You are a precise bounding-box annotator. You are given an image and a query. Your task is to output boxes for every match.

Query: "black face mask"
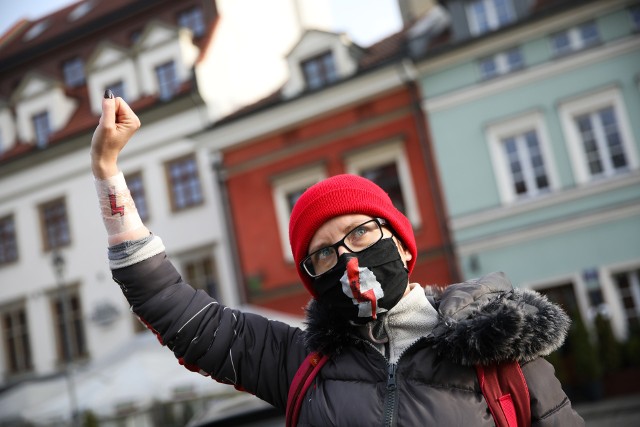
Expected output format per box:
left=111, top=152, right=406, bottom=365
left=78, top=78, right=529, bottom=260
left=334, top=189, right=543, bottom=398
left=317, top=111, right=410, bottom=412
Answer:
left=311, top=238, right=409, bottom=324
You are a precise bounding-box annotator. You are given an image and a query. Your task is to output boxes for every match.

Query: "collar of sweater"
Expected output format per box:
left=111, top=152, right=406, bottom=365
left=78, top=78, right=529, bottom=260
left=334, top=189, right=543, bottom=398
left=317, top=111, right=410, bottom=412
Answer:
left=357, top=283, right=439, bottom=364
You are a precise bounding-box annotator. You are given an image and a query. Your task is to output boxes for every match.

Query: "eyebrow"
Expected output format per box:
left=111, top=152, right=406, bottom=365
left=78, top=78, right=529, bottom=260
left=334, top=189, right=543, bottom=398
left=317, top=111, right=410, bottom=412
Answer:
left=308, top=219, right=371, bottom=254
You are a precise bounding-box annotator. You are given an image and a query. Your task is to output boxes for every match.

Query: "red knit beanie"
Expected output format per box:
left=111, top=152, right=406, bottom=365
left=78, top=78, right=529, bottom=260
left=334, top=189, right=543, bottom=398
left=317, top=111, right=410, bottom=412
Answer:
left=289, top=174, right=417, bottom=297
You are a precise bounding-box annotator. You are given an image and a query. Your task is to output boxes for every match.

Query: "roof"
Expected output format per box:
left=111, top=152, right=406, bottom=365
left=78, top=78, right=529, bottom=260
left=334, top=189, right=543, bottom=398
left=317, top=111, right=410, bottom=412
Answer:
left=0, top=0, right=217, bottom=167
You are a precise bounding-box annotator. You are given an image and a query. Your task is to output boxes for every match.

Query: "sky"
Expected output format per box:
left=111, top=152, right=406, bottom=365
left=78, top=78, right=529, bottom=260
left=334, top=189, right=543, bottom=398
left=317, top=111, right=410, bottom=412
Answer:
left=0, top=0, right=403, bottom=47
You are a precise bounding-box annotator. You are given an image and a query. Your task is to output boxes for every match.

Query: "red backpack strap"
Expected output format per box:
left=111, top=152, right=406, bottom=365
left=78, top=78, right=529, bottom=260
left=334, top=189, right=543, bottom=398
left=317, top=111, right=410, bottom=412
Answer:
left=476, top=361, right=531, bottom=427
left=286, top=352, right=329, bottom=427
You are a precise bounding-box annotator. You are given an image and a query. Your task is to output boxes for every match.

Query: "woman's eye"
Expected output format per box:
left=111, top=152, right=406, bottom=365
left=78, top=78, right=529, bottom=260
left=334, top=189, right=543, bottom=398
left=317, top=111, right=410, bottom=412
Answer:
left=351, top=226, right=368, bottom=239
left=315, top=247, right=333, bottom=261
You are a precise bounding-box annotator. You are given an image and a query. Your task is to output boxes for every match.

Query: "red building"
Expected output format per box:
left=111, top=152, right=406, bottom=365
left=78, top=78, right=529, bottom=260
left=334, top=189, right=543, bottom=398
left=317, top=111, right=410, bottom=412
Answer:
left=211, top=29, right=459, bottom=315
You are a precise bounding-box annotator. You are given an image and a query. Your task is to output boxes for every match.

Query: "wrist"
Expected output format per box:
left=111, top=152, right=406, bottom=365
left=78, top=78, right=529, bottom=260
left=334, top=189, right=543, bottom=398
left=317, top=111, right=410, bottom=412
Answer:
left=91, top=157, right=119, bottom=179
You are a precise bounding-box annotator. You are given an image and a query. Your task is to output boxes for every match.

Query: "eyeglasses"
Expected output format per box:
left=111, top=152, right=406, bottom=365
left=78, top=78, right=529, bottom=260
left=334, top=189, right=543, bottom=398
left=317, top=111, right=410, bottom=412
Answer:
left=301, top=218, right=387, bottom=278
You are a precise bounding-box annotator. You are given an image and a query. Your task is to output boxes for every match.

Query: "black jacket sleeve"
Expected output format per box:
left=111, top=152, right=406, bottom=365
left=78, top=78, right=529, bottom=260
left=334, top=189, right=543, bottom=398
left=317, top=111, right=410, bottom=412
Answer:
left=112, top=252, right=309, bottom=409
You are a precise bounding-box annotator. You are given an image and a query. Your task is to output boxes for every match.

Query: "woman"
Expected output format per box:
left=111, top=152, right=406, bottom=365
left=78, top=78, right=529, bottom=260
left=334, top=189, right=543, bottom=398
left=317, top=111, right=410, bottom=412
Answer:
left=91, top=91, right=584, bottom=426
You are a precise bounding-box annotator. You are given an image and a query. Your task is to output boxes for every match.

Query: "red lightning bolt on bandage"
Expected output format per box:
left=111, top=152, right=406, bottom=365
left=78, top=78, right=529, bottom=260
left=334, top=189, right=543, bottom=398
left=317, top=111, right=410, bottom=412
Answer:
left=346, top=257, right=378, bottom=319
left=109, top=193, right=125, bottom=216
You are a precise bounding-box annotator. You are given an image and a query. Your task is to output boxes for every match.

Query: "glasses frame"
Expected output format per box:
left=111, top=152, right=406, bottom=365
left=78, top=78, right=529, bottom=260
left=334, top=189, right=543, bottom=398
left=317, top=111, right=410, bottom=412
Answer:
left=300, top=218, right=387, bottom=278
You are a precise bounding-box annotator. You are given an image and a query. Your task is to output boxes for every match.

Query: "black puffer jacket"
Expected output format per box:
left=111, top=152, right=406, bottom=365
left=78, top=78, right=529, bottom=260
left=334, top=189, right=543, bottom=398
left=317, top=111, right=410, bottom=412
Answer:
left=113, top=252, right=584, bottom=426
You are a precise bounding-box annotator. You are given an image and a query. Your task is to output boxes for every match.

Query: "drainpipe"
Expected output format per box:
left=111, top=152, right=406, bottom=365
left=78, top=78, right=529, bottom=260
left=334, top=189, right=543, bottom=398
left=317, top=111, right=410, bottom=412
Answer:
left=398, top=58, right=461, bottom=283
left=210, top=152, right=247, bottom=305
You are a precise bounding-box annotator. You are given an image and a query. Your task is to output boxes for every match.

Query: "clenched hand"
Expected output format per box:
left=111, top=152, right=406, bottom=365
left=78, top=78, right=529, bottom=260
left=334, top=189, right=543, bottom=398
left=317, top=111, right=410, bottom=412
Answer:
left=90, top=90, right=141, bottom=179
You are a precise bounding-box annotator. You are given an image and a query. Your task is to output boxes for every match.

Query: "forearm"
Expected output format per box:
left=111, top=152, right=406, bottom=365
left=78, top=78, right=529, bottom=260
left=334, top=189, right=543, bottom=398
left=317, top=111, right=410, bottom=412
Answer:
left=94, top=170, right=150, bottom=246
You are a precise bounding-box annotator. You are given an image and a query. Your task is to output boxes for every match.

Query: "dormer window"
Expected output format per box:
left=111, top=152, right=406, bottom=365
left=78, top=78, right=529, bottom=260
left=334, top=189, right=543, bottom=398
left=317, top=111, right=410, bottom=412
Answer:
left=551, top=22, right=600, bottom=56
left=23, top=20, right=49, bottom=41
left=105, top=81, right=126, bottom=100
left=466, top=0, right=515, bottom=36
left=301, top=51, right=338, bottom=90
left=155, top=61, right=178, bottom=101
left=478, top=47, right=523, bottom=79
left=62, top=57, right=85, bottom=87
left=32, top=111, right=51, bottom=148
left=178, top=7, right=205, bottom=38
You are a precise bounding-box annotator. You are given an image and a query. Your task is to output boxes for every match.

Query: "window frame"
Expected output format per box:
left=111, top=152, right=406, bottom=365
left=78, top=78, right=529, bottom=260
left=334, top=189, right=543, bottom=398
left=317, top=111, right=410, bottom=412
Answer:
left=559, top=87, right=638, bottom=185
left=164, top=153, right=204, bottom=212
left=62, top=56, right=85, bottom=87
left=155, top=61, right=179, bottom=101
left=466, top=0, right=516, bottom=36
left=49, top=284, right=88, bottom=364
left=0, top=214, right=18, bottom=266
left=124, top=171, right=149, bottom=222
left=0, top=300, right=33, bottom=376
left=344, top=141, right=422, bottom=228
left=612, top=268, right=640, bottom=331
left=104, top=80, right=126, bottom=100
left=32, top=110, right=51, bottom=148
left=38, top=197, right=71, bottom=252
left=478, top=47, right=523, bottom=80
left=486, top=111, right=559, bottom=204
left=301, top=50, right=338, bottom=90
left=178, top=6, right=206, bottom=38
left=178, top=246, right=219, bottom=298
left=550, top=21, right=600, bottom=56
left=272, top=166, right=326, bottom=262
left=631, top=6, right=640, bottom=30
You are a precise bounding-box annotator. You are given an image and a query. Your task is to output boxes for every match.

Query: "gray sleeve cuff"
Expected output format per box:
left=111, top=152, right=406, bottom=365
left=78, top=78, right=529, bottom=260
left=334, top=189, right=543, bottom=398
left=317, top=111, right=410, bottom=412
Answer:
left=108, top=234, right=166, bottom=270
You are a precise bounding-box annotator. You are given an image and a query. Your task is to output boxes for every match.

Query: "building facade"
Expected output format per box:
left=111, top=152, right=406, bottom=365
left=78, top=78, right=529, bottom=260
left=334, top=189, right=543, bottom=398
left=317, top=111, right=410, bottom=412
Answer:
left=414, top=0, right=640, bottom=342
left=0, top=0, right=332, bottom=423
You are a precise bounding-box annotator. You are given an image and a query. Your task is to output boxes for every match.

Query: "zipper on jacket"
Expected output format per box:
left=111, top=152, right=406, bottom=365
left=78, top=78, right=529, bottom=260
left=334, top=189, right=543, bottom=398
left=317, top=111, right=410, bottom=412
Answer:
left=383, top=363, right=398, bottom=427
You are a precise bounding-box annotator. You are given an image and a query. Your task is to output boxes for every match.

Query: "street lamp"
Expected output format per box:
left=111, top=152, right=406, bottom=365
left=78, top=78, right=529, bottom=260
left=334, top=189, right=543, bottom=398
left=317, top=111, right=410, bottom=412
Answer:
left=51, top=249, right=80, bottom=427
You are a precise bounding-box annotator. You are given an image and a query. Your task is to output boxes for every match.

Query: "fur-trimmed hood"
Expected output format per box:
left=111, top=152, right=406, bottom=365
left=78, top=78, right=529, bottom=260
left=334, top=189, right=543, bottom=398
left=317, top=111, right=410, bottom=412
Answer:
left=304, top=272, right=570, bottom=366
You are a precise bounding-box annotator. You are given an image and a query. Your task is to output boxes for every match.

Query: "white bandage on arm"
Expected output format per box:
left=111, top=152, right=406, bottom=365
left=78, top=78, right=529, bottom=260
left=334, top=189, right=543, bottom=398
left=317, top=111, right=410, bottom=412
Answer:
left=95, top=172, right=146, bottom=244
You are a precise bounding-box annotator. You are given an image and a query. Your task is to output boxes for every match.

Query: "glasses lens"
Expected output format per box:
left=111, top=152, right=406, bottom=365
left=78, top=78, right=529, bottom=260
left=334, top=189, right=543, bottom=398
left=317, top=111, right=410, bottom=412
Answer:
left=344, top=220, right=383, bottom=252
left=304, top=247, right=338, bottom=277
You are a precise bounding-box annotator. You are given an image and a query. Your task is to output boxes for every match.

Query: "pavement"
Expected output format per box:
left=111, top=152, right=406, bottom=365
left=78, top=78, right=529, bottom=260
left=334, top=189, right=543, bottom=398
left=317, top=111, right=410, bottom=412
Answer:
left=574, top=394, right=640, bottom=426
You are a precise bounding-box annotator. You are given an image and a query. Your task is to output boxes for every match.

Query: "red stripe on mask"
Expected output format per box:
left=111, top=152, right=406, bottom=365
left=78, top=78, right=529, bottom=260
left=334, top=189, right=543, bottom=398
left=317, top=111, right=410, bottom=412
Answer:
left=346, top=257, right=378, bottom=319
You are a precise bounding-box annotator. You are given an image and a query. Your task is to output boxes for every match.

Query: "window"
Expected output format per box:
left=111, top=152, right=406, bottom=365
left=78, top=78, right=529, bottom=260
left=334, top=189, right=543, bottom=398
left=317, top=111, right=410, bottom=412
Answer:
left=105, top=81, right=126, bottom=100
left=613, top=269, right=640, bottom=330
left=631, top=6, right=640, bottom=30
left=68, top=1, right=93, bottom=21
left=575, top=107, right=628, bottom=178
left=1, top=303, right=33, bottom=375
left=165, top=154, right=203, bottom=211
left=559, top=88, right=637, bottom=184
left=478, top=48, right=523, bottom=79
left=62, top=57, right=85, bottom=87
left=301, top=51, right=338, bottom=90
left=32, top=111, right=51, bottom=148
left=466, top=0, right=515, bottom=36
left=345, top=141, right=421, bottom=227
left=155, top=61, right=178, bottom=101
left=487, top=112, right=558, bottom=204
left=272, top=166, right=326, bottom=261
left=51, top=288, right=87, bottom=362
left=130, top=29, right=142, bottom=44
left=23, top=20, right=49, bottom=41
left=178, top=7, right=206, bottom=37
left=125, top=172, right=149, bottom=221
left=183, top=252, right=218, bottom=299
left=501, top=131, right=550, bottom=198
left=0, top=215, right=18, bottom=265
left=39, top=198, right=71, bottom=251
left=362, top=163, right=408, bottom=214
left=551, top=22, right=599, bottom=55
